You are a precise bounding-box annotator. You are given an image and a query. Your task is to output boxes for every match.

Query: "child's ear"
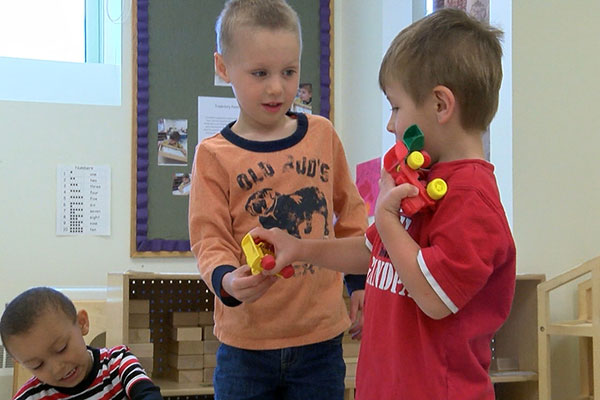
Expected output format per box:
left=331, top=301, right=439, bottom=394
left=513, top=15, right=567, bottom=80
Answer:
left=432, top=85, right=455, bottom=124
left=214, top=52, right=230, bottom=83
left=76, top=309, right=90, bottom=336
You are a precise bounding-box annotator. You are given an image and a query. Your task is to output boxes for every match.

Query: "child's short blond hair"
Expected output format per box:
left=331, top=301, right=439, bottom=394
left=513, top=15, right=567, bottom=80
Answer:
left=379, top=8, right=503, bottom=131
left=216, top=0, right=302, bottom=58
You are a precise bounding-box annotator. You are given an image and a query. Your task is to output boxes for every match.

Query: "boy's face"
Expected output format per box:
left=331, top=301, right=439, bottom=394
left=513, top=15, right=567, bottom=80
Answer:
left=215, top=27, right=300, bottom=135
left=384, top=79, right=440, bottom=161
left=6, top=308, right=92, bottom=388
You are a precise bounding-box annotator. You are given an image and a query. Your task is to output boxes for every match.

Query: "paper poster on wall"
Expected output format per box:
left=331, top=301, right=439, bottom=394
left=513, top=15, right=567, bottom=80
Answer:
left=56, top=165, right=111, bottom=236
left=356, top=157, right=381, bottom=217
left=198, top=96, right=239, bottom=143
left=214, top=72, right=231, bottom=87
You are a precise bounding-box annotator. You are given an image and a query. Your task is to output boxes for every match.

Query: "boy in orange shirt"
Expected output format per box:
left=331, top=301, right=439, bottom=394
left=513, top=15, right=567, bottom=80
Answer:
left=188, top=1, right=368, bottom=399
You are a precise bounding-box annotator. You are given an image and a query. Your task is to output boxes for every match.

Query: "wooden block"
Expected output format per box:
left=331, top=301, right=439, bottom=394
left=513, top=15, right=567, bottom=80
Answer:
left=129, top=313, right=150, bottom=328
left=167, top=353, right=204, bottom=370
left=171, top=312, right=199, bottom=327
left=171, top=326, right=203, bottom=341
left=198, top=311, right=214, bottom=326
left=129, top=328, right=151, bottom=344
left=203, top=367, right=215, bottom=383
left=203, top=340, right=220, bottom=354
left=138, top=357, right=154, bottom=374
left=128, top=343, right=154, bottom=358
left=129, top=299, right=150, bottom=314
left=204, top=354, right=217, bottom=368
left=343, top=342, right=361, bottom=357
left=490, top=357, right=519, bottom=372
left=203, top=326, right=217, bottom=341
left=165, top=368, right=204, bottom=383
left=167, top=339, right=204, bottom=355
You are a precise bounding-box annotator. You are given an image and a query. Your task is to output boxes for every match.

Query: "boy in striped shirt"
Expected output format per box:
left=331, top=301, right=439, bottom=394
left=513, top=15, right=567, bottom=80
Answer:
left=1, top=287, right=163, bottom=399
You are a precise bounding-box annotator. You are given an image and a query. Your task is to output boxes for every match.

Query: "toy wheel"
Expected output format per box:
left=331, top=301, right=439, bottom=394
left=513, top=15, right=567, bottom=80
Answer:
left=280, top=265, right=295, bottom=279
left=427, top=178, right=448, bottom=200
left=407, top=151, right=424, bottom=170
left=261, top=255, right=276, bottom=270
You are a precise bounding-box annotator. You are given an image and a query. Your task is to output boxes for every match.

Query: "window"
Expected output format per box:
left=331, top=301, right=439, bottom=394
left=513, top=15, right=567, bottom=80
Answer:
left=0, top=0, right=124, bottom=105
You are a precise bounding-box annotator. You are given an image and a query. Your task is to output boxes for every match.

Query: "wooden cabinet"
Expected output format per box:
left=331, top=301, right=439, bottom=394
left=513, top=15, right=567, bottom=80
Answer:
left=107, top=271, right=356, bottom=399
left=537, top=256, right=600, bottom=400
left=492, top=274, right=545, bottom=400
left=106, top=272, right=543, bottom=399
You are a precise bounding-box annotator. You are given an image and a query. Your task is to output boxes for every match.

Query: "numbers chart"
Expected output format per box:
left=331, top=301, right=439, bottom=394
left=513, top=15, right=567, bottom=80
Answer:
left=56, top=165, right=111, bottom=236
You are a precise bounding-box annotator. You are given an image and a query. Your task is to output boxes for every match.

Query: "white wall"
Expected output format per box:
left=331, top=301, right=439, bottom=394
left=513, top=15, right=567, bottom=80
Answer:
left=0, top=11, right=199, bottom=398
left=0, top=11, right=199, bottom=312
left=512, top=1, right=600, bottom=397
left=332, top=0, right=383, bottom=172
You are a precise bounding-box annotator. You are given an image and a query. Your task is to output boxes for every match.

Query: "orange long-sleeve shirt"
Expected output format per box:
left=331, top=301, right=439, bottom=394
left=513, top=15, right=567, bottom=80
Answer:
left=189, top=113, right=367, bottom=349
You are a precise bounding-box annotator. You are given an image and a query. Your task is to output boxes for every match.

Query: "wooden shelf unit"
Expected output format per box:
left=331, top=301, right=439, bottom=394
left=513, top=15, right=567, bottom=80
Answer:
left=106, top=272, right=543, bottom=399
left=107, top=271, right=357, bottom=399
left=107, top=272, right=215, bottom=398
left=538, top=256, right=600, bottom=400
left=492, top=274, right=545, bottom=400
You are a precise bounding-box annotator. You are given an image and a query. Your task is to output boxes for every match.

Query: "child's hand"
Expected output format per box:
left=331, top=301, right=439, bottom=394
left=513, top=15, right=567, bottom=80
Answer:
left=375, top=169, right=419, bottom=218
left=249, top=227, right=300, bottom=276
left=221, top=265, right=278, bottom=303
left=348, top=289, right=364, bottom=340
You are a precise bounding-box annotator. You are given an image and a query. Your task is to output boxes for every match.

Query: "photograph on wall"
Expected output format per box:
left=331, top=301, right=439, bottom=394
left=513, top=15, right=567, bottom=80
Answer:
left=433, top=0, right=489, bottom=21
left=433, top=0, right=489, bottom=20
left=214, top=70, right=231, bottom=87
left=171, top=172, right=191, bottom=196
left=157, top=118, right=188, bottom=166
left=291, top=82, right=312, bottom=114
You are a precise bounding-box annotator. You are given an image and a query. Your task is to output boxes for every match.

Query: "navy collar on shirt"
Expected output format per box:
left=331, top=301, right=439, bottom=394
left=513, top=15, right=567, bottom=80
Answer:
left=220, top=111, right=308, bottom=152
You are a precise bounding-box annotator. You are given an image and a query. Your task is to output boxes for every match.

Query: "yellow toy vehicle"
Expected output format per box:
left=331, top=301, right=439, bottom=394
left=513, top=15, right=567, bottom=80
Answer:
left=241, top=233, right=294, bottom=279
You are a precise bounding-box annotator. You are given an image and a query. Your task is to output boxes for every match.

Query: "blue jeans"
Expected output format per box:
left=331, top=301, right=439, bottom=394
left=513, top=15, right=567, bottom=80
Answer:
left=214, top=333, right=346, bottom=400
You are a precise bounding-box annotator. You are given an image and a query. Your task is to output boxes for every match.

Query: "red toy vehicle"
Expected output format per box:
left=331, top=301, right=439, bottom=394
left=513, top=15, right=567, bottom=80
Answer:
left=241, top=233, right=295, bottom=279
left=383, top=124, right=448, bottom=217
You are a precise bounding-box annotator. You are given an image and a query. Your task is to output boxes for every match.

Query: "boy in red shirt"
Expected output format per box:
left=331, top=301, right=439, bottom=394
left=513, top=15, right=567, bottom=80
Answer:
left=253, top=8, right=516, bottom=400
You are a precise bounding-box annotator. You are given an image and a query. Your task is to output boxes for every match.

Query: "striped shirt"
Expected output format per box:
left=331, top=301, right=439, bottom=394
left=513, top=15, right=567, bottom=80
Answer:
left=13, top=346, right=162, bottom=399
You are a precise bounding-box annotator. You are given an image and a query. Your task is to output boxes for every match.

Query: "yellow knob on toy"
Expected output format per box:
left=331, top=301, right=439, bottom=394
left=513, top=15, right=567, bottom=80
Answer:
left=427, top=178, right=448, bottom=200
left=406, top=151, right=425, bottom=170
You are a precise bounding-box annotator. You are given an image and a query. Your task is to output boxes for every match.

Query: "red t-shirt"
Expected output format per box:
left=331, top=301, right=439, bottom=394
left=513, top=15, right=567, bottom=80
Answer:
left=356, top=159, right=516, bottom=400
